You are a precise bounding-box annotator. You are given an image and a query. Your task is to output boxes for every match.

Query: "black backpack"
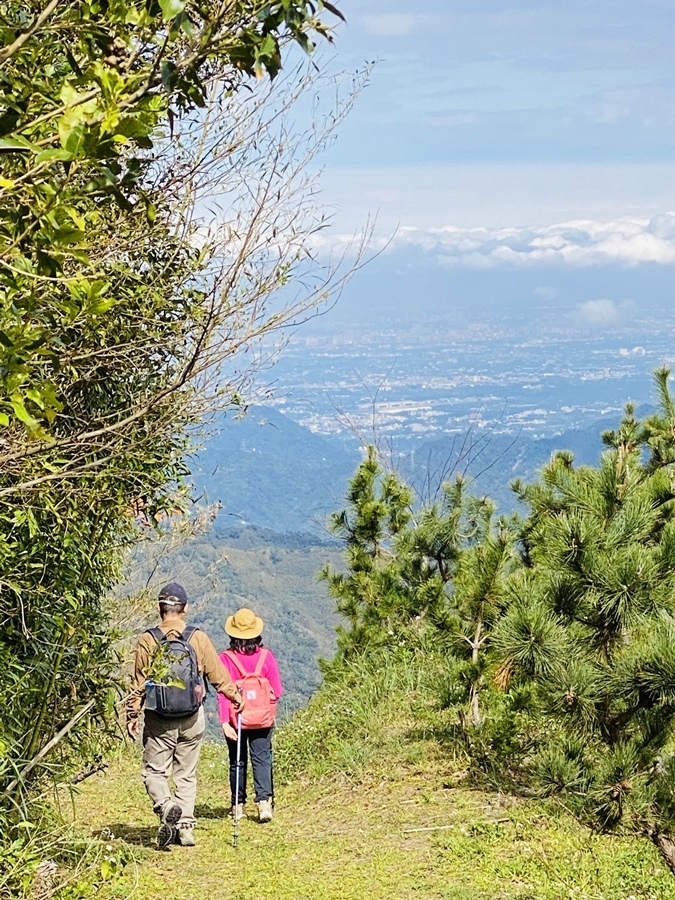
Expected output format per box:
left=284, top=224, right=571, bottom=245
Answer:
left=144, top=625, right=205, bottom=718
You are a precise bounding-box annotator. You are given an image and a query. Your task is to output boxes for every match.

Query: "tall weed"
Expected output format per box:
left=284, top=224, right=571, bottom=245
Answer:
left=274, top=646, right=431, bottom=784
left=0, top=802, right=131, bottom=899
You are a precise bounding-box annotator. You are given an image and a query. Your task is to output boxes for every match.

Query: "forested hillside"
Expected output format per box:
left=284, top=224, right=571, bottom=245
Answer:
left=191, top=408, right=360, bottom=534
left=185, top=405, right=654, bottom=535
left=403, top=408, right=652, bottom=511
left=123, top=526, right=341, bottom=725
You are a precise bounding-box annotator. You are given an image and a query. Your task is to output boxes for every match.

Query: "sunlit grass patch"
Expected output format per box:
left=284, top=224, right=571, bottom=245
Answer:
left=63, top=741, right=675, bottom=900
left=60, top=650, right=675, bottom=899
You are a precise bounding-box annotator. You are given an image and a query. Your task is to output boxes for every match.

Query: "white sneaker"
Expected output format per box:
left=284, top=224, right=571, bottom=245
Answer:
left=258, top=799, right=273, bottom=823
left=177, top=824, right=196, bottom=846
left=230, top=803, right=246, bottom=822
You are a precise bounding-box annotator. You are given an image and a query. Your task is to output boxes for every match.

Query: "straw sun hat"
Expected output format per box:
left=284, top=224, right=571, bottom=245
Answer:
left=225, top=607, right=264, bottom=639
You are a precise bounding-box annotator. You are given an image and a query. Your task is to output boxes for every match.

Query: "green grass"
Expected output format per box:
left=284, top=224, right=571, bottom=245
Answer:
left=48, top=650, right=675, bottom=899
left=62, top=742, right=675, bottom=900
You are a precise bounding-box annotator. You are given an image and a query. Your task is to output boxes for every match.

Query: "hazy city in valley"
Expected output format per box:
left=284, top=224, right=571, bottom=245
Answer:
left=270, top=315, right=674, bottom=447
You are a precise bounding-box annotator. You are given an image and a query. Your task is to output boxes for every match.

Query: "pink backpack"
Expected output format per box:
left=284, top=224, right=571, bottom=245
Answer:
left=226, top=649, right=276, bottom=729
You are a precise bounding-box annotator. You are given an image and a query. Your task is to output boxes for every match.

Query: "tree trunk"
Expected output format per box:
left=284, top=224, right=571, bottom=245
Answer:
left=468, top=618, right=483, bottom=728
left=650, top=830, right=675, bottom=875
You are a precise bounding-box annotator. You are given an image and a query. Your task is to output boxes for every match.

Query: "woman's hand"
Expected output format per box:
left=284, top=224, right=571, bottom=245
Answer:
left=222, top=722, right=237, bottom=741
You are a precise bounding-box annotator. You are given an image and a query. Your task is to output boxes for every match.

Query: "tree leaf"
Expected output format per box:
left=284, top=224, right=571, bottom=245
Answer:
left=10, top=394, right=41, bottom=430
left=63, top=123, right=86, bottom=156
left=159, top=0, right=186, bottom=22
left=322, top=1, right=346, bottom=23
left=0, top=136, right=33, bottom=152
left=35, top=148, right=74, bottom=165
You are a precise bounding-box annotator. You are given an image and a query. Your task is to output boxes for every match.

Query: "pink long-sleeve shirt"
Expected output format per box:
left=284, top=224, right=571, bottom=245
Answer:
left=218, top=647, right=283, bottom=726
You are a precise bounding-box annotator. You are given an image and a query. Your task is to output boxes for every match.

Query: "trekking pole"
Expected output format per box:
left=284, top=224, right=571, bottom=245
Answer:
left=233, top=712, right=243, bottom=849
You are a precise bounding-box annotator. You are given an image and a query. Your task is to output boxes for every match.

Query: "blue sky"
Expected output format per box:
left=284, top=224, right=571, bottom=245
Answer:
left=334, top=1, right=675, bottom=166
left=316, top=0, right=675, bottom=254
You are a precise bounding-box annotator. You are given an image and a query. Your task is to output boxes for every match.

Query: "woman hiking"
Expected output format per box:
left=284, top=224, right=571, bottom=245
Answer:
left=218, top=607, right=283, bottom=823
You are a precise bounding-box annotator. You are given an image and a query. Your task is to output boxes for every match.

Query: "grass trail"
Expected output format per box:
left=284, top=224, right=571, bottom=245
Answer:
left=69, top=741, right=675, bottom=900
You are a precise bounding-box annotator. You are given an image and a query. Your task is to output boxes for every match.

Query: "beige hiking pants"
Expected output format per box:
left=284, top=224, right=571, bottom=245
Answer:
left=142, top=706, right=205, bottom=826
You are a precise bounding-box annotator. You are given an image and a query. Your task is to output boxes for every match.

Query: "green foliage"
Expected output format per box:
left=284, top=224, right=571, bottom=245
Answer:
left=0, top=0, right=342, bottom=434
left=0, top=798, right=133, bottom=899
left=0, top=1, right=346, bottom=893
left=490, top=371, right=675, bottom=846
left=325, top=448, right=516, bottom=729
left=322, top=373, right=675, bottom=865
left=320, top=447, right=415, bottom=655
left=492, top=588, right=566, bottom=680
left=276, top=645, right=430, bottom=784
left=532, top=737, right=591, bottom=799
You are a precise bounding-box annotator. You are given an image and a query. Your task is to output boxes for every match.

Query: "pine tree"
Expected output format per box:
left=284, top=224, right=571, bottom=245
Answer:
left=323, top=451, right=515, bottom=732
left=320, top=447, right=413, bottom=656
left=399, top=478, right=514, bottom=727
left=494, top=370, right=675, bottom=865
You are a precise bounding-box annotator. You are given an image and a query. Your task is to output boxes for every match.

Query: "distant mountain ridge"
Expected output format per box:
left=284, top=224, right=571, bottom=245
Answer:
left=189, top=407, right=360, bottom=535
left=405, top=409, right=651, bottom=513
left=189, top=404, right=652, bottom=533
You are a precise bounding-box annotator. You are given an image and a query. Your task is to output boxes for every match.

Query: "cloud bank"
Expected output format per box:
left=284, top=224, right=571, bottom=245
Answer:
left=320, top=213, right=675, bottom=269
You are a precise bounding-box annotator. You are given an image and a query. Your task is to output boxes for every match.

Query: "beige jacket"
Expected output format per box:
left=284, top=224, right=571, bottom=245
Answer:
left=127, top=616, right=239, bottom=720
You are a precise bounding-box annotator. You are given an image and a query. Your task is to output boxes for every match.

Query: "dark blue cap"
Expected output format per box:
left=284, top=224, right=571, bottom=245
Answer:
left=158, top=582, right=188, bottom=605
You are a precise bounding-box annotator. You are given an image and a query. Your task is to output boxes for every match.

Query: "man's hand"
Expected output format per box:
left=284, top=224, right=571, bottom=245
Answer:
left=221, top=722, right=237, bottom=741
left=231, top=688, right=245, bottom=712
left=127, top=718, right=139, bottom=741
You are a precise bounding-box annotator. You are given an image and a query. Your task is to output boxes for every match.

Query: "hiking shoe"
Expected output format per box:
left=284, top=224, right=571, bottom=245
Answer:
left=177, top=825, right=196, bottom=847
left=160, top=800, right=182, bottom=826
left=258, top=799, right=273, bottom=823
left=157, top=823, right=176, bottom=850
left=229, top=803, right=246, bottom=822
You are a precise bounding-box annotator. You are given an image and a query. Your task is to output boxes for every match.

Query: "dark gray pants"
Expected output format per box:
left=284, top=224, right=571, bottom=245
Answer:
left=227, top=727, right=273, bottom=804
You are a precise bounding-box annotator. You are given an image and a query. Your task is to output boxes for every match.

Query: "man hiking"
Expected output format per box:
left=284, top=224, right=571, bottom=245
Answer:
left=126, top=582, right=243, bottom=849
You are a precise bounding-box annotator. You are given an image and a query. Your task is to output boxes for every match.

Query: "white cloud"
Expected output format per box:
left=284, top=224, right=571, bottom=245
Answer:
left=384, top=214, right=675, bottom=268
left=648, top=212, right=675, bottom=239
left=361, top=13, right=421, bottom=36
left=313, top=212, right=675, bottom=269
left=576, top=299, right=622, bottom=326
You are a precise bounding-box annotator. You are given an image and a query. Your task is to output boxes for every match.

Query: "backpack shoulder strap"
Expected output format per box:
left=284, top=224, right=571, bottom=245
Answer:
left=182, top=625, right=198, bottom=644
left=253, top=648, right=269, bottom=677
left=146, top=626, right=166, bottom=645
left=225, top=650, right=248, bottom=678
